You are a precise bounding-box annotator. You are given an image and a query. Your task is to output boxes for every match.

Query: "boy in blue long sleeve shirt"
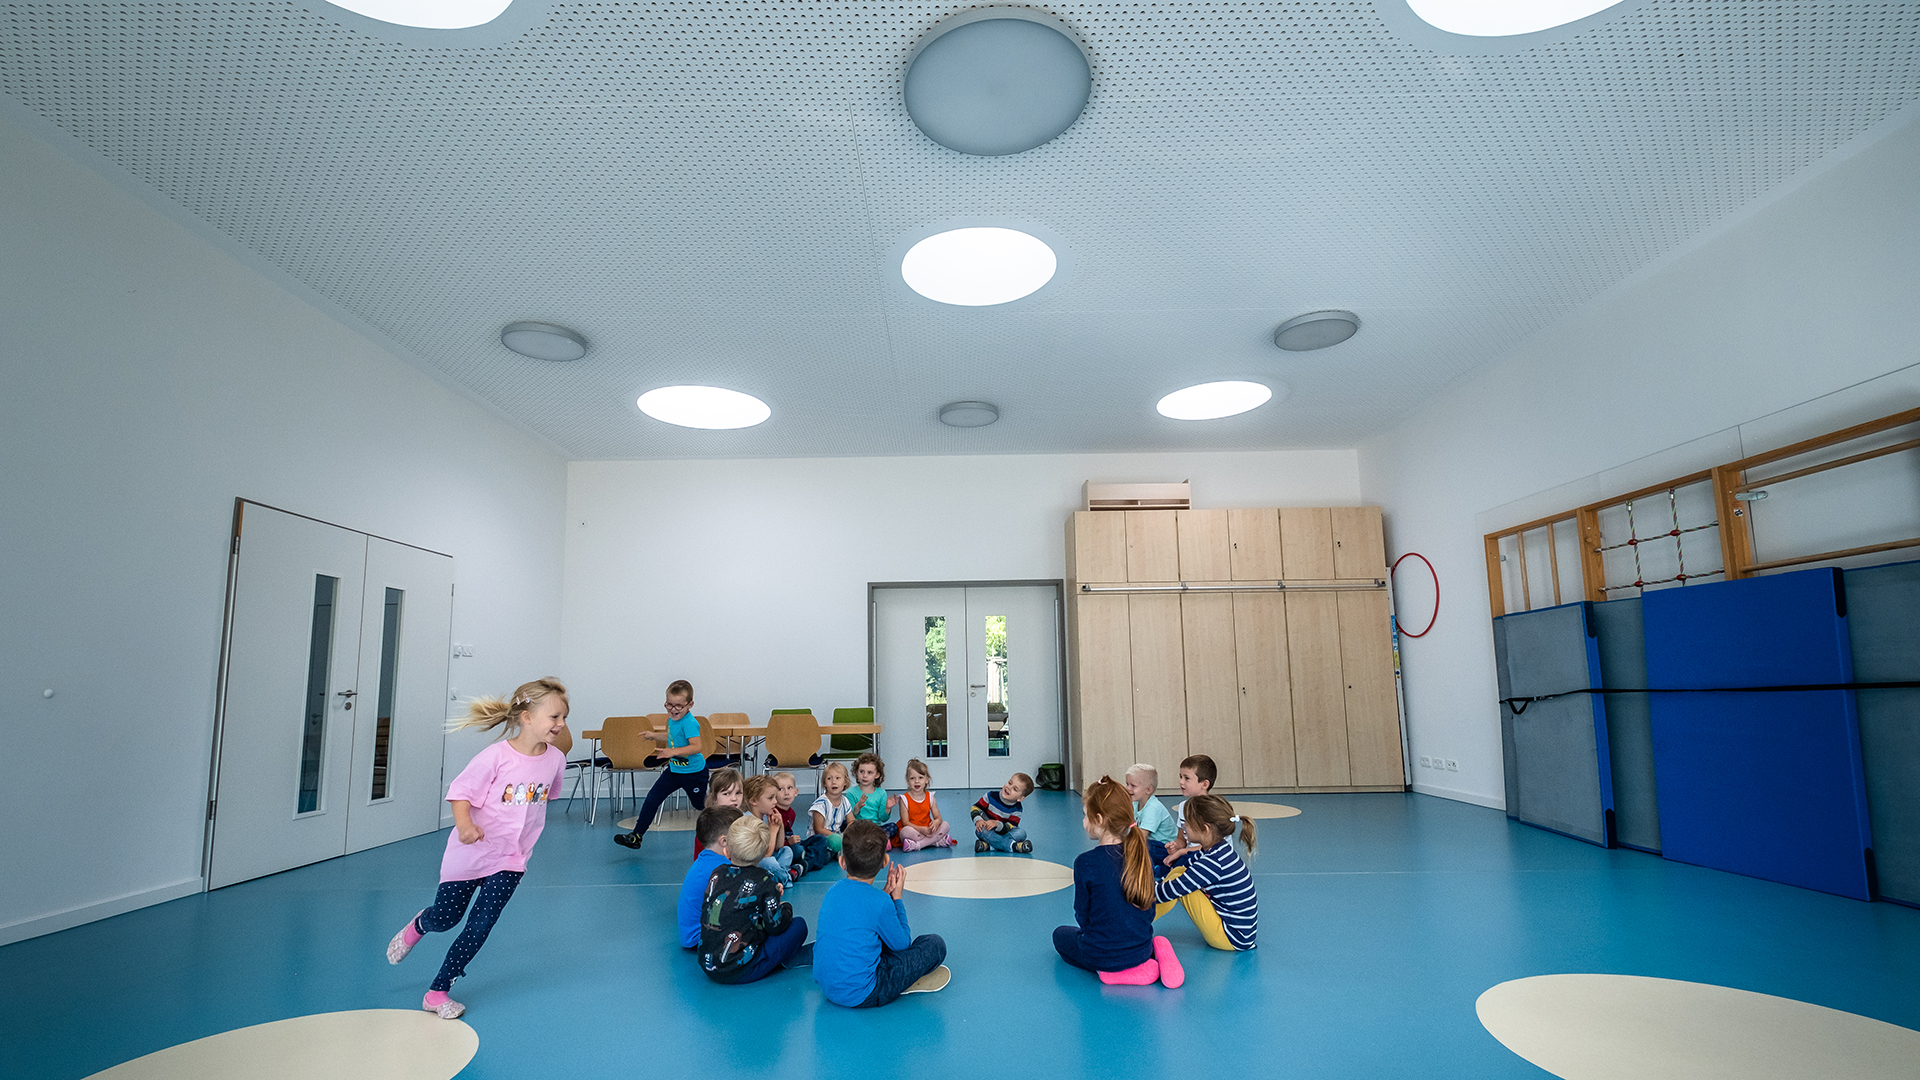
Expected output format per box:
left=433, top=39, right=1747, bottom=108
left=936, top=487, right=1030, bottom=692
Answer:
left=677, top=807, right=744, bottom=948
left=814, top=821, right=947, bottom=1007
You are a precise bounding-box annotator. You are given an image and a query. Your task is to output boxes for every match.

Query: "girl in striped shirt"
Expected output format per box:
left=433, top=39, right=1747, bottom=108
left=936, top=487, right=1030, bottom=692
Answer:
left=1153, top=794, right=1258, bottom=951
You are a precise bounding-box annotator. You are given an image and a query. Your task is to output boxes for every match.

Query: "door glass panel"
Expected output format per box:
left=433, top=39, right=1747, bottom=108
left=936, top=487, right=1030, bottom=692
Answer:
left=924, top=616, right=948, bottom=758
left=370, top=587, right=403, bottom=801
left=297, top=575, right=338, bottom=814
left=986, top=615, right=1009, bottom=757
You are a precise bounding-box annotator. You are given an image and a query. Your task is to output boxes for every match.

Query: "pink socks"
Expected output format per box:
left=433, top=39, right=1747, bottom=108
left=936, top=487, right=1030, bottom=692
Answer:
left=422, top=990, right=464, bottom=1019
left=386, top=911, right=425, bottom=965
left=1098, top=938, right=1184, bottom=987
left=1153, top=936, right=1185, bottom=988
left=1099, top=958, right=1160, bottom=985
left=403, top=919, right=423, bottom=948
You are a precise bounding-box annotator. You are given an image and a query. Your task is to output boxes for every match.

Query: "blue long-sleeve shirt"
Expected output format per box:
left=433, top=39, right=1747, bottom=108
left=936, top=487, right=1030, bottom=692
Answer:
left=814, top=878, right=912, bottom=1006
left=676, top=849, right=728, bottom=948
left=1071, top=843, right=1154, bottom=970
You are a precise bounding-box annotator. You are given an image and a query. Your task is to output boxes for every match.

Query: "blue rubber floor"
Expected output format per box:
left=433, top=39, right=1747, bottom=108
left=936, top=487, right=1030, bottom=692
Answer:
left=5, top=791, right=1919, bottom=1080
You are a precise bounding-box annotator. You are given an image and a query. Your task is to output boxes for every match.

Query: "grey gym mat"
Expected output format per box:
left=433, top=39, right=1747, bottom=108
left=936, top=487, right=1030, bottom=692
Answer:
left=1494, top=602, right=1612, bottom=846
left=1591, top=597, right=1660, bottom=853
left=1843, top=560, right=1920, bottom=905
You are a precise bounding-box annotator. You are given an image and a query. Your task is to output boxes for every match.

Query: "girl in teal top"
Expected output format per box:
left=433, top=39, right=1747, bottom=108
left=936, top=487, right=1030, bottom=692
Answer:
left=849, top=752, right=898, bottom=844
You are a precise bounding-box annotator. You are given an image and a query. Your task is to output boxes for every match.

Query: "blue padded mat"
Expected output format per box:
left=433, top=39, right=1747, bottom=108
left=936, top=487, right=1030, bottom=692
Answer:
left=1843, top=559, right=1920, bottom=905
left=1642, top=568, right=1873, bottom=900
left=1493, top=602, right=1613, bottom=846
left=1591, top=597, right=1660, bottom=853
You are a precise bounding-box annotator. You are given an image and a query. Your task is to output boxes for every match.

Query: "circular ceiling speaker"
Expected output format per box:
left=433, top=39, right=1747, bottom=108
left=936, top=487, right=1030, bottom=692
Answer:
left=938, top=401, right=1001, bottom=428
left=500, top=321, right=588, bottom=361
left=1272, top=310, right=1361, bottom=352
left=905, top=9, right=1092, bottom=156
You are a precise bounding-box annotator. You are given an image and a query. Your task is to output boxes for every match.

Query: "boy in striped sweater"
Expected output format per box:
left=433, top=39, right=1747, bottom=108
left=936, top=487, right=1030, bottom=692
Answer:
left=1154, top=794, right=1258, bottom=951
left=972, top=773, right=1035, bottom=853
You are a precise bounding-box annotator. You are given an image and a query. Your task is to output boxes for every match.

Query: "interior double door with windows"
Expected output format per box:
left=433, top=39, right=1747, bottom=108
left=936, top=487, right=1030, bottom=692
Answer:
left=208, top=501, right=455, bottom=889
left=875, top=585, right=1063, bottom=792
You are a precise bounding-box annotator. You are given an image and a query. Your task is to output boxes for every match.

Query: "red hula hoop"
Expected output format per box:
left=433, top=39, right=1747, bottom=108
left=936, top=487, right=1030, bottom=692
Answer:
left=1390, top=552, right=1438, bottom=638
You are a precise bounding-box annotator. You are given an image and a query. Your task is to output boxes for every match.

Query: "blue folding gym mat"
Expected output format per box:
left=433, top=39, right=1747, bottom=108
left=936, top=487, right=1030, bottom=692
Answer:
left=1843, top=560, right=1920, bottom=906
left=1642, top=568, right=1874, bottom=900
left=1493, top=602, right=1614, bottom=847
left=1591, top=597, right=1661, bottom=853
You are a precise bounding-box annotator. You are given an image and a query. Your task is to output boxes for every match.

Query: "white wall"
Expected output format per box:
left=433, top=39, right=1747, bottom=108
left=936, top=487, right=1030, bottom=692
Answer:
left=562, top=450, right=1360, bottom=733
left=1358, top=111, right=1920, bottom=809
left=0, top=111, right=568, bottom=942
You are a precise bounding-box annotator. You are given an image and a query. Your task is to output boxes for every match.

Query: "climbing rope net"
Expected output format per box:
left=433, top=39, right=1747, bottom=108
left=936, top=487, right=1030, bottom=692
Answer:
left=1594, top=478, right=1724, bottom=596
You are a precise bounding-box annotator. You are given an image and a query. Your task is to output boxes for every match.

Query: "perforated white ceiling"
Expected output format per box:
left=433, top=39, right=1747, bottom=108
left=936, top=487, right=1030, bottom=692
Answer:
left=3, top=0, right=1916, bottom=458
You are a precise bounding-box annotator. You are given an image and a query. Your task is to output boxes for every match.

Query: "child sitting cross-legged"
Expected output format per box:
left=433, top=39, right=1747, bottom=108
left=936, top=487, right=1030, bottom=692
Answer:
left=696, top=815, right=809, bottom=984
left=744, top=775, right=801, bottom=884
left=678, top=806, right=745, bottom=949
left=1052, top=775, right=1184, bottom=988
left=810, top=761, right=856, bottom=855
left=1155, top=794, right=1258, bottom=952
left=848, top=752, right=897, bottom=846
left=1162, top=754, right=1215, bottom=865
left=1125, top=764, right=1178, bottom=845
left=972, top=772, right=1035, bottom=853
left=693, top=768, right=746, bottom=856
left=780, top=772, right=834, bottom=874
left=814, top=820, right=948, bottom=1008
left=894, top=758, right=954, bottom=850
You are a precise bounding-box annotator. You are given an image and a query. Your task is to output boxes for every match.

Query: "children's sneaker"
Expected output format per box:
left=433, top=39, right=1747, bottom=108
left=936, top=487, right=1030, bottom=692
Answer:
left=975, top=838, right=989, bottom=853
left=613, top=831, right=642, bottom=849
left=1011, top=840, right=1034, bottom=854
left=386, top=911, right=425, bottom=964
left=422, top=991, right=464, bottom=1019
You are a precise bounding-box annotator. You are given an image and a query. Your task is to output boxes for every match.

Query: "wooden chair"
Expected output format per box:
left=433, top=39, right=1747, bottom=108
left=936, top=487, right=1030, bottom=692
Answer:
left=763, top=712, right=824, bottom=792
left=822, top=706, right=876, bottom=765
left=707, top=711, right=753, bottom=770
left=599, top=715, right=660, bottom=825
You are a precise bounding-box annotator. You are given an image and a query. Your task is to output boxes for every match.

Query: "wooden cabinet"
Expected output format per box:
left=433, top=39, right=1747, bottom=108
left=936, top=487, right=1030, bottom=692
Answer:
left=1066, top=506, right=1403, bottom=794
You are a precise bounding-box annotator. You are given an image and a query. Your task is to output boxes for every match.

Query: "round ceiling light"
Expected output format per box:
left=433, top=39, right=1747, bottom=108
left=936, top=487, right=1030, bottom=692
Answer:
left=902, top=227, right=1057, bottom=306
left=322, top=0, right=513, bottom=29
left=1273, top=310, right=1361, bottom=352
left=905, top=10, right=1091, bottom=156
left=1157, top=381, right=1275, bottom=421
left=1406, top=0, right=1628, bottom=36
left=500, top=321, right=588, bottom=361
left=637, top=386, right=771, bottom=429
left=938, top=401, right=1001, bottom=428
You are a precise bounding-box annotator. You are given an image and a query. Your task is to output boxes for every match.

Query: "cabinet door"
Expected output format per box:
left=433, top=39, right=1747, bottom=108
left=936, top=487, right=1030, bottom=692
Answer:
left=1287, top=591, right=1351, bottom=786
left=1233, top=592, right=1296, bottom=787
left=1129, top=593, right=1188, bottom=789
left=1228, top=508, right=1283, bottom=580
left=1180, top=593, right=1243, bottom=787
left=1126, top=511, right=1180, bottom=582
left=1280, top=507, right=1336, bottom=579
left=1177, top=509, right=1232, bottom=582
left=1070, top=511, right=1128, bottom=583
left=1073, top=594, right=1135, bottom=786
left=1331, top=506, right=1387, bottom=579
left=1339, top=590, right=1404, bottom=786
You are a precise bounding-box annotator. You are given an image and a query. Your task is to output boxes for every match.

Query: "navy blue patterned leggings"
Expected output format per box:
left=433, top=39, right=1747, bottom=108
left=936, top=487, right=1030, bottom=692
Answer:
left=418, top=870, right=523, bottom=992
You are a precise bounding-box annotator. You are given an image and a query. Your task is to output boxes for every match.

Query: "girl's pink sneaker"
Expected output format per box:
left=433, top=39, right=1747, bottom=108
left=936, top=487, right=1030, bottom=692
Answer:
left=422, top=990, right=464, bottom=1019
left=386, top=911, right=424, bottom=964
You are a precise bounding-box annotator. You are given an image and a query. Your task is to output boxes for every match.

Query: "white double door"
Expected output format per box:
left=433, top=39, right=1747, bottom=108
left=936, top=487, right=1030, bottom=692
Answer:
left=875, top=585, right=1062, bottom=792
left=208, top=502, right=454, bottom=889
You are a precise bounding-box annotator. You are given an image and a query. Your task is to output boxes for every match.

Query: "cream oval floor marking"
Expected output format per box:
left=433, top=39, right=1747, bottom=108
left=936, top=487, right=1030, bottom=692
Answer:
left=1477, top=974, right=1920, bottom=1080
left=84, top=1009, right=478, bottom=1080
left=614, top=808, right=697, bottom=831
left=1230, top=802, right=1300, bottom=819
left=903, top=856, right=1075, bottom=898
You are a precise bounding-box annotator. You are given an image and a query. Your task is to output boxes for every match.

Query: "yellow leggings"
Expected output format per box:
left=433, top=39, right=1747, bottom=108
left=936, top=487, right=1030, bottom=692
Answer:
left=1154, top=867, right=1236, bottom=952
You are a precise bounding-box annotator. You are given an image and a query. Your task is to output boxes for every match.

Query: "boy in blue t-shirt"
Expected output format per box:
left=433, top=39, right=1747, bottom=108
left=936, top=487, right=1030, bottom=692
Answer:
left=678, top=807, right=744, bottom=947
left=814, top=821, right=946, bottom=1007
left=617, top=679, right=708, bottom=850
left=972, top=772, right=1035, bottom=853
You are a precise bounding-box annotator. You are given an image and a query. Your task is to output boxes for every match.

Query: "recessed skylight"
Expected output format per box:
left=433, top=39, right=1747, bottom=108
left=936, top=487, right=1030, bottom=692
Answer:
left=637, top=386, right=770, bottom=429
left=901, top=227, right=1057, bottom=306
left=322, top=0, right=513, bottom=29
left=1156, top=381, right=1274, bottom=421
left=1406, top=0, right=1627, bottom=37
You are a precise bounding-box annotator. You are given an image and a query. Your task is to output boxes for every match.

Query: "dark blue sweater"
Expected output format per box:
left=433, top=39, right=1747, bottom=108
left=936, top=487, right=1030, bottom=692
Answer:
left=1071, top=843, right=1154, bottom=970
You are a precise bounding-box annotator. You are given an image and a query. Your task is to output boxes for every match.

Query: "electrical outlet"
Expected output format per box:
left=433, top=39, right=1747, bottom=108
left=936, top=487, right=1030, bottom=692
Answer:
left=1418, top=755, right=1432, bottom=768
left=1444, top=759, right=1458, bottom=772
left=452, top=643, right=475, bottom=658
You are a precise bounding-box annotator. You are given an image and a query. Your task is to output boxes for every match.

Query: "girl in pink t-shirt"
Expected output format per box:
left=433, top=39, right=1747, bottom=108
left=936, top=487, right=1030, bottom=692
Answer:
left=385, top=678, right=570, bottom=1019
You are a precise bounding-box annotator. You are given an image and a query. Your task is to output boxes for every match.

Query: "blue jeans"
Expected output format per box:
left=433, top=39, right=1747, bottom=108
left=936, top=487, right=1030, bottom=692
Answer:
left=856, top=934, right=947, bottom=1007
left=708, top=916, right=808, bottom=985
left=628, top=767, right=707, bottom=839
left=757, top=847, right=794, bottom=885
left=979, top=825, right=1028, bottom=852
left=795, top=834, right=835, bottom=872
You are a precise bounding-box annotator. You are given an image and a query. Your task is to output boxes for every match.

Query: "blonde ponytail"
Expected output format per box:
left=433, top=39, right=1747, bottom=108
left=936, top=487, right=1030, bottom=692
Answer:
left=449, top=678, right=568, bottom=737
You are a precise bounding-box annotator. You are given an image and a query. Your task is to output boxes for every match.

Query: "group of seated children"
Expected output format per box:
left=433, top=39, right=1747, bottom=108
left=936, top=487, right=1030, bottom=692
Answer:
left=1053, top=753, right=1259, bottom=988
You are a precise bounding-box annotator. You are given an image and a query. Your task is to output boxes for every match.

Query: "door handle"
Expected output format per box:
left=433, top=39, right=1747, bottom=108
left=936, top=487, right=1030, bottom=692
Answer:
left=337, top=689, right=357, bottom=710
left=969, top=684, right=987, bottom=688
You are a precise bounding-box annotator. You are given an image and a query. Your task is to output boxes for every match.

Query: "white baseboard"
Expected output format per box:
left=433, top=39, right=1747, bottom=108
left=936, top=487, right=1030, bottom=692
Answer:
left=1, top=877, right=204, bottom=946
left=1412, top=782, right=1506, bottom=812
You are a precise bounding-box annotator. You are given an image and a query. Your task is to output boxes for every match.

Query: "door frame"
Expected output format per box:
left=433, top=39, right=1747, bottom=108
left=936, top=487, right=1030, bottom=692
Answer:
left=201, top=498, right=454, bottom=889
left=866, top=579, right=1070, bottom=783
